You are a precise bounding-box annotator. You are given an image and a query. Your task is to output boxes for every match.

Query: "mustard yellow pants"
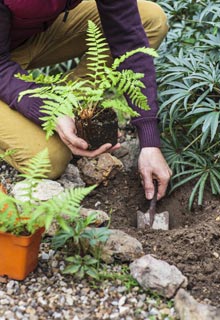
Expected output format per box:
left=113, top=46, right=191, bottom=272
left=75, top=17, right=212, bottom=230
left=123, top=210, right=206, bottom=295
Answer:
left=0, top=0, right=168, bottom=179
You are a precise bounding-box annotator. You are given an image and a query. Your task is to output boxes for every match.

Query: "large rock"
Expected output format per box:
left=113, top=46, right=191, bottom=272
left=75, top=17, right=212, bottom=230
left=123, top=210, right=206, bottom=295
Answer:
left=79, top=208, right=110, bottom=227
left=57, top=164, right=85, bottom=189
left=46, top=207, right=110, bottom=236
left=100, top=229, right=144, bottom=263
left=12, top=179, right=64, bottom=201
left=175, top=289, right=220, bottom=320
left=77, top=153, right=123, bottom=185
left=130, top=254, right=188, bottom=298
left=112, top=139, right=139, bottom=171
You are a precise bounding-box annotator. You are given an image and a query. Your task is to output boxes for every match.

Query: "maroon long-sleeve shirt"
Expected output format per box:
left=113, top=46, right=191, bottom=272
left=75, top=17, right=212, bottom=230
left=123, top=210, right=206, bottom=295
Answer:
left=0, top=0, right=161, bottom=148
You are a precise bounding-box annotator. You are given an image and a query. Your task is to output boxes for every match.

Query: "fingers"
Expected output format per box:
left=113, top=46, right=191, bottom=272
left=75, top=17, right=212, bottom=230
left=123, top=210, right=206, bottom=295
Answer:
left=141, top=171, right=171, bottom=200
left=141, top=171, right=155, bottom=200
left=108, top=142, right=121, bottom=152
left=58, top=129, right=88, bottom=152
left=138, top=147, right=172, bottom=201
left=156, top=171, right=171, bottom=200
left=68, top=135, right=88, bottom=150
left=78, top=143, right=113, bottom=157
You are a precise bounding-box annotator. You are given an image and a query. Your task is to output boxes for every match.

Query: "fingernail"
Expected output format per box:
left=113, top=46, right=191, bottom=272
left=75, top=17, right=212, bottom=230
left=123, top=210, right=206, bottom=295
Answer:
left=146, top=192, right=153, bottom=199
left=81, top=142, right=88, bottom=149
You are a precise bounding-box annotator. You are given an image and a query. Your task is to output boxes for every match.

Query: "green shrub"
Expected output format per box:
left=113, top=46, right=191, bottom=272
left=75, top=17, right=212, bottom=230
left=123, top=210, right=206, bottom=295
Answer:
left=154, top=0, right=220, bottom=208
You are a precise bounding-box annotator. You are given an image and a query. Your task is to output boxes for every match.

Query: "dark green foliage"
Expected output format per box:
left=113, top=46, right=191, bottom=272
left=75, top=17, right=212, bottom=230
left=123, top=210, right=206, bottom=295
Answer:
left=155, top=0, right=220, bottom=208
left=63, top=255, right=100, bottom=279
left=53, top=221, right=111, bottom=278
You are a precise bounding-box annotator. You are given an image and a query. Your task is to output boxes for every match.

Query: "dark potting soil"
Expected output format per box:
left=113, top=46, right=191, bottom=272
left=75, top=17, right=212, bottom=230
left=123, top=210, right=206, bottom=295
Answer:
left=76, top=108, right=118, bottom=150
left=83, top=169, right=220, bottom=306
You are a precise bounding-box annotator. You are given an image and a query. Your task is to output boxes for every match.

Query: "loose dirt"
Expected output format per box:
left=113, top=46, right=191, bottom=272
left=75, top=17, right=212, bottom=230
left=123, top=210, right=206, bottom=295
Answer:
left=83, top=169, right=220, bottom=306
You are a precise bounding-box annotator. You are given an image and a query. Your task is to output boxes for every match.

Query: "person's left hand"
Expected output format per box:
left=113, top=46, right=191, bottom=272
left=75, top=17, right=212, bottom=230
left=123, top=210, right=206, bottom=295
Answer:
left=138, top=147, right=172, bottom=200
left=56, top=115, right=120, bottom=157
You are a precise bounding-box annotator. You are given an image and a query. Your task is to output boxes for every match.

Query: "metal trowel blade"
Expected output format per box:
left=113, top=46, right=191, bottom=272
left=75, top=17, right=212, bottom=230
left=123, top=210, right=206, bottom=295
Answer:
left=137, top=210, right=169, bottom=230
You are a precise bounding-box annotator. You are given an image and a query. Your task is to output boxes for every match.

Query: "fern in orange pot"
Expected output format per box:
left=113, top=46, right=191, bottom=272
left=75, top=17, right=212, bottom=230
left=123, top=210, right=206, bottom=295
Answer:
left=0, top=149, right=50, bottom=280
left=0, top=149, right=94, bottom=280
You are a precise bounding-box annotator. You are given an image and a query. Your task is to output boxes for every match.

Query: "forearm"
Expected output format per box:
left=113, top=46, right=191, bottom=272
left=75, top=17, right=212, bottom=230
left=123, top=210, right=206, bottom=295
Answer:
left=0, top=1, right=44, bottom=125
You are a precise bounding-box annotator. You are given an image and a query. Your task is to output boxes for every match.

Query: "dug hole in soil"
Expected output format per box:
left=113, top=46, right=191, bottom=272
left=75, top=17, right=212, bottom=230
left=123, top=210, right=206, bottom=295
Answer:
left=82, top=168, right=220, bottom=306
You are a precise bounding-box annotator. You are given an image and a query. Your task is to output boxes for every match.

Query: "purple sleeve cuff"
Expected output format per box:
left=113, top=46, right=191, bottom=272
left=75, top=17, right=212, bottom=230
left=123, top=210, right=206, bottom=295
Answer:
left=131, top=117, right=161, bottom=148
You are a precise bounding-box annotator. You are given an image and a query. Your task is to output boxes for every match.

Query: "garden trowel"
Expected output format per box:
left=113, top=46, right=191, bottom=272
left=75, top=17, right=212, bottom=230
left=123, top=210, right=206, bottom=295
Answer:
left=137, top=180, right=169, bottom=230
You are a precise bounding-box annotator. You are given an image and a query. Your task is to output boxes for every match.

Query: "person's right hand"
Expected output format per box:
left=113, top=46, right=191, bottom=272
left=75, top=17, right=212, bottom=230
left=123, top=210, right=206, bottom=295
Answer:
left=56, top=115, right=120, bottom=157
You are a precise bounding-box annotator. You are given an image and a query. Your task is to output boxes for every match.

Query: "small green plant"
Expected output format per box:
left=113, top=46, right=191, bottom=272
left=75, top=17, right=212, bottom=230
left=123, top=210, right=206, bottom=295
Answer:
left=17, top=20, right=157, bottom=139
left=0, top=148, right=96, bottom=235
left=63, top=254, right=100, bottom=279
left=52, top=222, right=111, bottom=279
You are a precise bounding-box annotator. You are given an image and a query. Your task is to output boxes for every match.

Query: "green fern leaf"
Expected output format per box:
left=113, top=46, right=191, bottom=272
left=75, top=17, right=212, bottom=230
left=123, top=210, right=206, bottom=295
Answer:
left=112, top=47, right=158, bottom=70
left=86, top=20, right=109, bottom=83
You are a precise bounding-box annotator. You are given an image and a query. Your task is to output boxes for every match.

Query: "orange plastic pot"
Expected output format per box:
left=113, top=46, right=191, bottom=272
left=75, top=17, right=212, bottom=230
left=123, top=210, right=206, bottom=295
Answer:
left=0, top=227, right=44, bottom=280
left=0, top=184, right=7, bottom=194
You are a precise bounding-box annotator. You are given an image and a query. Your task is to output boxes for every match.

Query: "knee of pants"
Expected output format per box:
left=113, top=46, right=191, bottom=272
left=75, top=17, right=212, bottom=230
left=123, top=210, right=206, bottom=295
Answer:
left=140, top=1, right=169, bottom=49
left=46, top=148, right=72, bottom=180
left=5, top=144, right=72, bottom=181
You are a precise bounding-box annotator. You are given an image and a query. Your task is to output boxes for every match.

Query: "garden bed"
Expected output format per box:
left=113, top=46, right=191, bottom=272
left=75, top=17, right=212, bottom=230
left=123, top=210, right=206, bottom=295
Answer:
left=1, top=146, right=220, bottom=311
left=83, top=169, right=220, bottom=306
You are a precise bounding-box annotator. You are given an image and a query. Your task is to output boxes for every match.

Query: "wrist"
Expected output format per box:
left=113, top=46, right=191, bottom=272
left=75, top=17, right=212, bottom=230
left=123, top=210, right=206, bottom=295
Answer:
left=131, top=117, right=161, bottom=148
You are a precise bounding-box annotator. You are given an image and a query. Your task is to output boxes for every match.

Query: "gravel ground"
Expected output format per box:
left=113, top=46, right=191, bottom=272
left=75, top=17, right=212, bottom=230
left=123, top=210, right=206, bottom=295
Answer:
left=0, top=162, right=178, bottom=320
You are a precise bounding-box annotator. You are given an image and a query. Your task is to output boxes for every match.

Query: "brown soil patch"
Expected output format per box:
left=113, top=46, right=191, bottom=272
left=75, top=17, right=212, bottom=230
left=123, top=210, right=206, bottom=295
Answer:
left=83, top=169, right=220, bottom=306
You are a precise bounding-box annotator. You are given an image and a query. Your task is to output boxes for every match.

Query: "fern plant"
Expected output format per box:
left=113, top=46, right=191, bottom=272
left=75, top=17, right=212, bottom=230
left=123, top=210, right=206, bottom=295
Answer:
left=0, top=148, right=96, bottom=235
left=17, top=20, right=157, bottom=139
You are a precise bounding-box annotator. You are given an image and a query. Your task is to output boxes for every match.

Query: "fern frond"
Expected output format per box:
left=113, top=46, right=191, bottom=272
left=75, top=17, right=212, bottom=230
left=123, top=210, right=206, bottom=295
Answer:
left=15, top=72, right=68, bottom=85
left=105, top=68, right=149, bottom=111
left=86, top=20, right=109, bottom=83
left=18, top=86, right=51, bottom=102
left=101, top=99, right=139, bottom=117
left=19, top=149, right=51, bottom=204
left=0, top=149, right=16, bottom=161
left=112, top=47, right=158, bottom=70
left=40, top=97, right=74, bottom=138
left=18, top=80, right=92, bottom=138
left=20, top=148, right=50, bottom=180
left=0, top=193, right=18, bottom=232
left=30, top=186, right=96, bottom=230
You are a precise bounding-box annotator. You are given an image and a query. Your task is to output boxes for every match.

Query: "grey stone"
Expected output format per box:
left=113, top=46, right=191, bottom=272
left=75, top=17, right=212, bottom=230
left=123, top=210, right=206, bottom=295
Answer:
left=113, top=139, right=139, bottom=171
left=79, top=208, right=110, bottom=227
left=57, top=164, right=85, bottom=189
left=101, top=229, right=144, bottom=263
left=12, top=179, right=64, bottom=202
left=46, top=207, right=110, bottom=236
left=130, top=254, right=188, bottom=298
left=175, top=288, right=220, bottom=320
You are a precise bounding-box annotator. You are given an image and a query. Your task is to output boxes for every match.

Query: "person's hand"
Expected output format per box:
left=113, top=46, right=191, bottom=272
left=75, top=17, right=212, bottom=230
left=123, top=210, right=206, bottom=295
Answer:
left=138, top=147, right=172, bottom=200
left=56, top=115, right=120, bottom=157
